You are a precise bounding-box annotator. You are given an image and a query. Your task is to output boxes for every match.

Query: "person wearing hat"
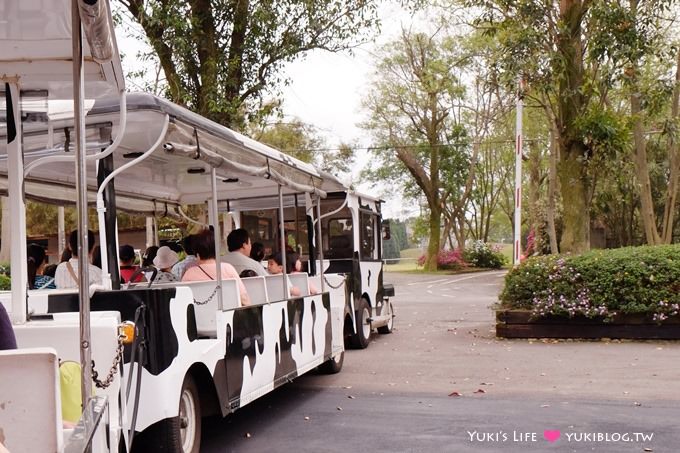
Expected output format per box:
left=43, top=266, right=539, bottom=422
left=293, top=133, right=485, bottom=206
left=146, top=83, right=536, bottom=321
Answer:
left=153, top=246, right=179, bottom=283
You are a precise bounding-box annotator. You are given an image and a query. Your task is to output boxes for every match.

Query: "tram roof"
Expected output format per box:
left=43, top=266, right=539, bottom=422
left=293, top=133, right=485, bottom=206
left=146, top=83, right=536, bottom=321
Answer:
left=0, top=92, right=325, bottom=215
left=0, top=0, right=124, bottom=98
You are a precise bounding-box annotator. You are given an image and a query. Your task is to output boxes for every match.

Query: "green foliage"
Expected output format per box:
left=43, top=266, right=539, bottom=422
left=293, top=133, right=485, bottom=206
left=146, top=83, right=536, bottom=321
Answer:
left=0, top=274, right=9, bottom=291
left=253, top=120, right=354, bottom=173
left=382, top=219, right=409, bottom=260
left=500, top=244, right=680, bottom=320
left=119, top=0, right=385, bottom=128
left=463, top=240, right=506, bottom=269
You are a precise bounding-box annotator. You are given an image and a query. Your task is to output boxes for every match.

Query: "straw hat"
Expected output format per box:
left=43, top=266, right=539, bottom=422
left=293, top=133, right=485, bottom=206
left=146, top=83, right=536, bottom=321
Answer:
left=153, top=246, right=179, bottom=270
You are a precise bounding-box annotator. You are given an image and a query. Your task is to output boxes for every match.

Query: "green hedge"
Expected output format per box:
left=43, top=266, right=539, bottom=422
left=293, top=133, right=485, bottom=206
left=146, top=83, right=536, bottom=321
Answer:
left=500, top=244, right=680, bottom=321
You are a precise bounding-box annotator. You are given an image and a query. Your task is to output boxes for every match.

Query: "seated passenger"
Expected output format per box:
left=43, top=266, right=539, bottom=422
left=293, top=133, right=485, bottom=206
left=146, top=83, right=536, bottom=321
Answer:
left=55, top=230, right=103, bottom=289
left=152, top=246, right=179, bottom=283
left=119, top=244, right=144, bottom=284
left=250, top=241, right=266, bottom=265
left=141, top=245, right=159, bottom=280
left=223, top=229, right=268, bottom=277
left=172, top=235, right=199, bottom=279
left=239, top=269, right=259, bottom=278
left=290, top=253, right=319, bottom=295
left=182, top=229, right=251, bottom=306
left=27, top=243, right=56, bottom=290
left=266, top=252, right=302, bottom=297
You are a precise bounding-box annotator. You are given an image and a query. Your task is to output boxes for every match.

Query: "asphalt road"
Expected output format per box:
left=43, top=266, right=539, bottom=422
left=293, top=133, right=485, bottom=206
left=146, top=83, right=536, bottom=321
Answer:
left=202, top=271, right=680, bottom=453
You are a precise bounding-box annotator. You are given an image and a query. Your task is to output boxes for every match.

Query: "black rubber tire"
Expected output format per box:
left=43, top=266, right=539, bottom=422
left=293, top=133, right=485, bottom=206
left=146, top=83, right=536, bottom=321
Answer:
left=377, top=301, right=394, bottom=334
left=349, top=298, right=371, bottom=349
left=132, top=374, right=201, bottom=453
left=178, top=374, right=201, bottom=453
left=318, top=351, right=344, bottom=374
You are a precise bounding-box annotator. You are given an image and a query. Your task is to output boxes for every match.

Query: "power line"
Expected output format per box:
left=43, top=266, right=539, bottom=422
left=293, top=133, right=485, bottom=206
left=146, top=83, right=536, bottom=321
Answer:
left=294, top=138, right=548, bottom=153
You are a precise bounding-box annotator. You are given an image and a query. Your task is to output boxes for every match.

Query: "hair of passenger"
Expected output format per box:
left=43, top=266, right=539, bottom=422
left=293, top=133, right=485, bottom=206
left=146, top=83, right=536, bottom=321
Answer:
left=227, top=228, right=250, bottom=252
left=119, top=244, right=135, bottom=263
left=193, top=229, right=216, bottom=260
left=239, top=269, right=258, bottom=278
left=26, top=243, right=47, bottom=290
left=43, top=264, right=58, bottom=278
left=250, top=242, right=265, bottom=262
left=142, top=246, right=159, bottom=268
left=92, top=245, right=102, bottom=268
left=60, top=248, right=72, bottom=263
left=68, top=229, right=95, bottom=257
left=183, top=235, right=196, bottom=256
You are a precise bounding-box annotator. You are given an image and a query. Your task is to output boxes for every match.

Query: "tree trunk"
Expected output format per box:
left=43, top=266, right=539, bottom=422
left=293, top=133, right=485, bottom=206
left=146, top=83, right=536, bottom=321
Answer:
left=545, top=107, right=560, bottom=253
left=661, top=47, right=680, bottom=243
left=631, top=90, right=662, bottom=245
left=527, top=141, right=542, bottom=255
left=558, top=149, right=590, bottom=253
left=425, top=203, right=441, bottom=271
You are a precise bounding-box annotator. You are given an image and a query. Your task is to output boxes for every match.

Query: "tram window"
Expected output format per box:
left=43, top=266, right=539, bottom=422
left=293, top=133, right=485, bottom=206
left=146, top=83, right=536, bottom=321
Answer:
left=360, top=213, right=376, bottom=260
left=327, top=218, right=353, bottom=259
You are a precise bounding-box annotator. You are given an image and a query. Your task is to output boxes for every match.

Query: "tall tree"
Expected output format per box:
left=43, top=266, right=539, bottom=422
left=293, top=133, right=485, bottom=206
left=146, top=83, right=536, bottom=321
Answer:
left=119, top=0, right=383, bottom=129
left=362, top=29, right=468, bottom=270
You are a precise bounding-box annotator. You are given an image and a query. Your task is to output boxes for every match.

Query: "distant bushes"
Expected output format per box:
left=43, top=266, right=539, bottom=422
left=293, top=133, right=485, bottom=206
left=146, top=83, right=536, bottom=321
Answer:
left=500, top=245, right=680, bottom=321
left=417, top=242, right=506, bottom=270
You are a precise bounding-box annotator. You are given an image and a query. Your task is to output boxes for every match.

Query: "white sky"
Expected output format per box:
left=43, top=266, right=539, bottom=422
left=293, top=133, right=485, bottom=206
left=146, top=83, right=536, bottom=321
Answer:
left=117, top=3, right=425, bottom=219
left=279, top=4, right=426, bottom=219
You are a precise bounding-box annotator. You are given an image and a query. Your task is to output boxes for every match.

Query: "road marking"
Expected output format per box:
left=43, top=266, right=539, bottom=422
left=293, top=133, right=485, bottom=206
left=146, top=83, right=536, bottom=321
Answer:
left=442, top=294, right=455, bottom=298
left=407, top=278, right=450, bottom=286
left=434, top=272, right=506, bottom=287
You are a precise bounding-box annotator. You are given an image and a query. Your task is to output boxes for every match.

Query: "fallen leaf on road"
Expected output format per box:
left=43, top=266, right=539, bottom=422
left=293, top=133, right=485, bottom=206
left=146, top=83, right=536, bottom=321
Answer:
left=480, top=382, right=494, bottom=386
left=541, top=405, right=550, bottom=408
left=337, top=407, right=343, bottom=411
left=347, top=395, right=355, bottom=399
left=448, top=391, right=462, bottom=397
left=343, top=386, right=352, bottom=389
left=304, top=416, right=310, bottom=421
left=634, top=402, right=642, bottom=406
left=644, top=448, right=653, bottom=452
left=244, top=433, right=252, bottom=438
left=474, top=389, right=486, bottom=394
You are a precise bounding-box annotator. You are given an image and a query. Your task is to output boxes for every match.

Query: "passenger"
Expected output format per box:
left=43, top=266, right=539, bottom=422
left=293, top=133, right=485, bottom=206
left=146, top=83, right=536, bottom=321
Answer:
left=119, top=244, right=144, bottom=283
left=142, top=245, right=159, bottom=268
left=239, top=269, right=258, bottom=278
left=142, top=245, right=159, bottom=281
left=266, top=252, right=302, bottom=297
left=152, top=246, right=179, bottom=283
left=0, top=302, right=17, bottom=350
left=290, top=253, right=319, bottom=295
left=250, top=241, right=266, bottom=264
left=172, top=235, right=198, bottom=279
left=223, top=229, right=268, bottom=277
left=182, top=229, right=251, bottom=306
left=54, top=230, right=103, bottom=289
left=27, top=243, right=56, bottom=290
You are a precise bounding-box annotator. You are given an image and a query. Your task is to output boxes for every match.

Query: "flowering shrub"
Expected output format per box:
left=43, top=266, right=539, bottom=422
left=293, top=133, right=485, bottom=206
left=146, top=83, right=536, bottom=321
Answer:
left=417, top=249, right=467, bottom=270
left=500, top=244, right=680, bottom=322
left=463, top=241, right=506, bottom=269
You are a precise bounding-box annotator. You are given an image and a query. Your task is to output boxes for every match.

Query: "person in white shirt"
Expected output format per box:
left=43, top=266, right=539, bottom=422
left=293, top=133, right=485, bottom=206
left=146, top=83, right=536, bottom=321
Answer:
left=55, top=230, right=103, bottom=289
left=222, top=228, right=268, bottom=277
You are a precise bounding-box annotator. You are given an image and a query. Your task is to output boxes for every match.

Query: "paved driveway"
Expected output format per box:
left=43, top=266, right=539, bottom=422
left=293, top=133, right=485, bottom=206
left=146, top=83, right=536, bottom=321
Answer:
left=202, top=271, right=680, bottom=452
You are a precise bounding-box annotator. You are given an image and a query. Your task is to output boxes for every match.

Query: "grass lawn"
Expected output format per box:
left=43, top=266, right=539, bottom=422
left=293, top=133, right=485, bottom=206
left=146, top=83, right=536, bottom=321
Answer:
left=384, top=245, right=512, bottom=273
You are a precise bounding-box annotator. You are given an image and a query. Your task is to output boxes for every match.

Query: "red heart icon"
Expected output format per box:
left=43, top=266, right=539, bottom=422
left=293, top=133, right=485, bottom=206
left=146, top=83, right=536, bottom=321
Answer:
left=543, top=430, right=561, bottom=442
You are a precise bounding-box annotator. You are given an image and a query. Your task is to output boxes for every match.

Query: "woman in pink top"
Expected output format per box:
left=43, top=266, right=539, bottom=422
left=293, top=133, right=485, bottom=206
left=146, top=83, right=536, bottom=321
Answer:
left=182, top=229, right=251, bottom=306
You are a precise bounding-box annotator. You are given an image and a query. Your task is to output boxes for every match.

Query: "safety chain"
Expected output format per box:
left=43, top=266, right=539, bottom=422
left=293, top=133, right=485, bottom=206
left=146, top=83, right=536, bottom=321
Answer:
left=91, top=333, right=125, bottom=389
left=323, top=275, right=346, bottom=290
left=194, top=285, right=220, bottom=305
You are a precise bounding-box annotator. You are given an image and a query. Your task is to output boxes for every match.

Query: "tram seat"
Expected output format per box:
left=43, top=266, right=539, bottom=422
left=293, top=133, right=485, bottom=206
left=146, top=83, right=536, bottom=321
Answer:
left=12, top=312, right=123, bottom=450
left=264, top=274, right=290, bottom=301
left=241, top=276, right=268, bottom=305
left=287, top=273, right=310, bottom=297
left=0, top=347, right=63, bottom=452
